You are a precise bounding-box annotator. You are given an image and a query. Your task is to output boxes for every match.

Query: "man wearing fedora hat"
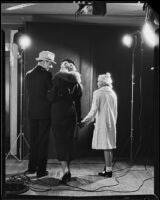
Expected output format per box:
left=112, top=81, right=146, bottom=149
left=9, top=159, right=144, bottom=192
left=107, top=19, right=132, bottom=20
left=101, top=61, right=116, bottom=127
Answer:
left=24, top=51, right=56, bottom=179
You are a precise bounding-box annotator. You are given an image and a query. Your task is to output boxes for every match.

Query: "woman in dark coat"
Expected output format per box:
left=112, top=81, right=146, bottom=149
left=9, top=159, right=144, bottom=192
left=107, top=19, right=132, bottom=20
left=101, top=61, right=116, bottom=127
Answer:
left=48, top=59, right=82, bottom=184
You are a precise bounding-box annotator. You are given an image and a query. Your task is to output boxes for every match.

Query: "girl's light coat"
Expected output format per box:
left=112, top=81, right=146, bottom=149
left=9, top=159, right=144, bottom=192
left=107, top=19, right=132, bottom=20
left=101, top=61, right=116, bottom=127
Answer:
left=83, top=86, right=117, bottom=150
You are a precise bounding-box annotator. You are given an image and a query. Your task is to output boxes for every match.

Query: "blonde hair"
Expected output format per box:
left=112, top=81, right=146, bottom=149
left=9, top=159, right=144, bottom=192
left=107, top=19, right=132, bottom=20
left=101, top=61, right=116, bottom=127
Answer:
left=60, top=64, right=76, bottom=72
left=60, top=59, right=83, bottom=89
left=60, top=59, right=76, bottom=72
left=98, top=72, right=113, bottom=88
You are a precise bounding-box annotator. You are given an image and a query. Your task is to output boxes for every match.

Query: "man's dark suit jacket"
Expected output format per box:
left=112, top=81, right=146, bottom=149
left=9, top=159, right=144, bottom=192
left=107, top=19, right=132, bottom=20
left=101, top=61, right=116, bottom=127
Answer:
left=25, top=65, right=52, bottom=119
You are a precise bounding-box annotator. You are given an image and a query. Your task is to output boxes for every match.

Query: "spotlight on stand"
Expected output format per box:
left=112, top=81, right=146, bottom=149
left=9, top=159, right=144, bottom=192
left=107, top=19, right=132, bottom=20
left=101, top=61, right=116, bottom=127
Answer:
left=75, top=2, right=92, bottom=15
left=142, top=2, right=159, bottom=47
left=142, top=22, right=159, bottom=47
left=75, top=1, right=106, bottom=16
left=13, top=29, right=31, bottom=57
left=122, top=31, right=143, bottom=163
left=6, top=28, right=31, bottom=161
left=18, top=35, right=31, bottom=51
left=122, top=34, right=133, bottom=48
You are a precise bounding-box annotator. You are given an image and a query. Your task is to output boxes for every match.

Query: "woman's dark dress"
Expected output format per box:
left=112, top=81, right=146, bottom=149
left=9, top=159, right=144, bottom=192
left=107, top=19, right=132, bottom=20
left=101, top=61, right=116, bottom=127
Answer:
left=48, top=72, right=82, bottom=161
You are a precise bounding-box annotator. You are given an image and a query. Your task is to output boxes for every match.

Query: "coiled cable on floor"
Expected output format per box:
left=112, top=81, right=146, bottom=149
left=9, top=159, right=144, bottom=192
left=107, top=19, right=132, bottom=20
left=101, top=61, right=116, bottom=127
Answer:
left=5, top=164, right=154, bottom=194
left=5, top=175, right=30, bottom=195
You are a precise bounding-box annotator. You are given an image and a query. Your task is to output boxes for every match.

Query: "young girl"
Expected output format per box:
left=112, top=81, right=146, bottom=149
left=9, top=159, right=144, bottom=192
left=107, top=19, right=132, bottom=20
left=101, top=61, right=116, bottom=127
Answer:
left=81, top=73, right=117, bottom=177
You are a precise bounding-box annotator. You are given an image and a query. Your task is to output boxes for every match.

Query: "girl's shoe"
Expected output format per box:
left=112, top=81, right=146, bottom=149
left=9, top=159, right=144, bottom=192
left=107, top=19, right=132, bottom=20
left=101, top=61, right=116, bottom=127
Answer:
left=98, top=167, right=112, bottom=177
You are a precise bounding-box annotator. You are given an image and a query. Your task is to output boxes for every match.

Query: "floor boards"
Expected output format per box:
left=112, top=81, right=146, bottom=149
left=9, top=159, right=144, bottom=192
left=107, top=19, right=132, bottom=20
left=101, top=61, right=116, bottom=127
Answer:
left=4, top=158, right=154, bottom=197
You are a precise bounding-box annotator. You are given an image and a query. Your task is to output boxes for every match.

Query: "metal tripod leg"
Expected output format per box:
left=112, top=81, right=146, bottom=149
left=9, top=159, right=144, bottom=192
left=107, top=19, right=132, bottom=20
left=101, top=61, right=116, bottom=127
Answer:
left=5, top=132, right=30, bottom=161
left=5, top=133, right=21, bottom=161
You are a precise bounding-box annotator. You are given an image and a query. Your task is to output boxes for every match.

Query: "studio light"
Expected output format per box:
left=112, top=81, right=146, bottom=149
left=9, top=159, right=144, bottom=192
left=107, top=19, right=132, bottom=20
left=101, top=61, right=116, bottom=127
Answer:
left=18, top=35, right=31, bottom=50
left=142, top=2, right=159, bottom=47
left=122, top=34, right=133, bottom=48
left=6, top=30, right=31, bottom=161
left=121, top=31, right=143, bottom=162
left=75, top=2, right=92, bottom=15
left=75, top=1, right=106, bottom=16
left=13, top=29, right=31, bottom=51
left=142, top=22, right=159, bottom=47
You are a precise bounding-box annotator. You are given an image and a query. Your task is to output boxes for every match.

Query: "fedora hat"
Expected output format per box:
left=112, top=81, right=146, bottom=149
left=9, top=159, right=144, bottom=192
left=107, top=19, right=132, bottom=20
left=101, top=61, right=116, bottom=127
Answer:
left=36, top=51, right=56, bottom=64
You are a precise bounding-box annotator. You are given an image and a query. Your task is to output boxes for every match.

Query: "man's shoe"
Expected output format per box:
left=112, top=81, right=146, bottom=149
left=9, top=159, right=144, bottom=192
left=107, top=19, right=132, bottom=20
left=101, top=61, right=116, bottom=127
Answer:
left=24, top=170, right=36, bottom=177
left=37, top=171, right=49, bottom=179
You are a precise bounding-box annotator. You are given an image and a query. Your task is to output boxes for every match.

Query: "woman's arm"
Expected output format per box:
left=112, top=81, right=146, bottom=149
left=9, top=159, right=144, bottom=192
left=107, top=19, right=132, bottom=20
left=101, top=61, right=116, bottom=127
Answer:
left=82, top=91, right=98, bottom=124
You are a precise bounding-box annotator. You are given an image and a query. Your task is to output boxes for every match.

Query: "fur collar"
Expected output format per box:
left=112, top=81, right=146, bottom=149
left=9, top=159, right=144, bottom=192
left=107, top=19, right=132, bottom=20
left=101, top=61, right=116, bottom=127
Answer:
left=55, top=71, right=81, bottom=84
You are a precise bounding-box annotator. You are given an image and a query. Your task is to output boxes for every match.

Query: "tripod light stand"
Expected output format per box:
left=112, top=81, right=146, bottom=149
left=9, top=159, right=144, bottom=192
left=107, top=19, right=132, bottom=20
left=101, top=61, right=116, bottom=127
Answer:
left=130, top=34, right=137, bottom=163
left=130, top=32, right=144, bottom=163
left=6, top=34, right=31, bottom=161
left=122, top=31, right=143, bottom=163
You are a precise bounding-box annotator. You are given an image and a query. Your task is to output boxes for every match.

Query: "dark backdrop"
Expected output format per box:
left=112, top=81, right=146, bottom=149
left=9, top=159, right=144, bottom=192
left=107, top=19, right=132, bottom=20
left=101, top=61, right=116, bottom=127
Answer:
left=23, top=22, right=154, bottom=161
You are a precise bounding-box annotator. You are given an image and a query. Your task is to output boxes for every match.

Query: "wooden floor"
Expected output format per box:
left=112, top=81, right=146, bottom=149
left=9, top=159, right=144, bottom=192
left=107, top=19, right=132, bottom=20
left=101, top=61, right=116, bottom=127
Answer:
left=5, top=157, right=154, bottom=198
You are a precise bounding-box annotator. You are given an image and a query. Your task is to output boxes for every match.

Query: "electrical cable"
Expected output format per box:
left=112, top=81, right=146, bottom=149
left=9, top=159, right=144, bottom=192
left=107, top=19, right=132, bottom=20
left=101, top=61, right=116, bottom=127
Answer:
left=48, top=162, right=105, bottom=165
left=5, top=174, right=30, bottom=194
left=43, top=127, right=155, bottom=194
left=29, top=185, right=51, bottom=192
left=65, top=159, right=154, bottom=192
left=64, top=167, right=153, bottom=193
left=5, top=160, right=154, bottom=194
left=27, top=164, right=153, bottom=193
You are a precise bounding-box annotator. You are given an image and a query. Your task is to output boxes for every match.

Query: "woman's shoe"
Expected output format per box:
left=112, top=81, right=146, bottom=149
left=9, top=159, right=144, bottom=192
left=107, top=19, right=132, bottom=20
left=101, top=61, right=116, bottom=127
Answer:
left=59, top=171, right=71, bottom=184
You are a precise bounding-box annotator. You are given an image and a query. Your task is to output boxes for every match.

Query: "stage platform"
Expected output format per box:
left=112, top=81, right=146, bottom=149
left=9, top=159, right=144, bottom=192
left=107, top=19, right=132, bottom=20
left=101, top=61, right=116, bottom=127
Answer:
left=5, top=157, right=154, bottom=197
